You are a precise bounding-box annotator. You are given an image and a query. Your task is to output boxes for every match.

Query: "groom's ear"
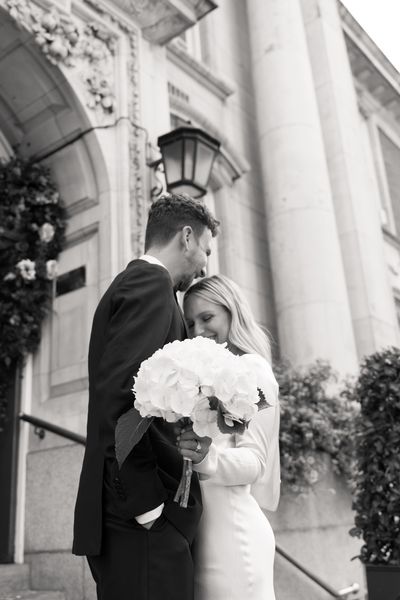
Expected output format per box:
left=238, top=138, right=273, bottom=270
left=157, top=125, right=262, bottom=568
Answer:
left=180, top=226, right=193, bottom=250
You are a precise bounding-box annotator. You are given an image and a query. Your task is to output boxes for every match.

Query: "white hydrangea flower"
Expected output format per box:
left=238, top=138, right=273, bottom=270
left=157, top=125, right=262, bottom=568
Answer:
left=16, top=259, right=36, bottom=281
left=39, top=223, right=55, bottom=243
left=46, top=260, right=58, bottom=280
left=3, top=272, right=16, bottom=281
left=132, top=336, right=263, bottom=439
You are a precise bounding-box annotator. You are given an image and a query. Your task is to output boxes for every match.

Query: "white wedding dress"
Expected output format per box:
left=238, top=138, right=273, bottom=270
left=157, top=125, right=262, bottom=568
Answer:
left=193, top=354, right=280, bottom=600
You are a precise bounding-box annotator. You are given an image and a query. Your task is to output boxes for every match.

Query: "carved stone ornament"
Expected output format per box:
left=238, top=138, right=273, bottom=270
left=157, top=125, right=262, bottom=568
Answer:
left=4, top=0, right=117, bottom=114
left=126, top=27, right=148, bottom=256
left=82, top=0, right=148, bottom=255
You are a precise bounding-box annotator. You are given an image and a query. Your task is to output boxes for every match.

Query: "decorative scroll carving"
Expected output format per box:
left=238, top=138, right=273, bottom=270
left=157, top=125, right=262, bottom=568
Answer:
left=5, top=0, right=147, bottom=256
left=127, top=27, right=148, bottom=257
left=4, top=0, right=117, bottom=114
left=82, top=0, right=148, bottom=257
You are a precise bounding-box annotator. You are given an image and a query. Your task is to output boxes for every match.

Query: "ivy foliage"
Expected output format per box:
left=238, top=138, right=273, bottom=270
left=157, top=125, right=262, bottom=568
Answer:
left=0, top=155, right=66, bottom=429
left=275, top=360, right=359, bottom=493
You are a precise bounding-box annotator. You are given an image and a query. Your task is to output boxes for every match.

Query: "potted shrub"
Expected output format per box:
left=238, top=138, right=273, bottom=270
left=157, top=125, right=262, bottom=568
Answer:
left=349, top=346, right=400, bottom=600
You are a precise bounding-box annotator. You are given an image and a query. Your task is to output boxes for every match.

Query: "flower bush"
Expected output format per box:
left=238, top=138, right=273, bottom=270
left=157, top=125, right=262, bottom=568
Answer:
left=349, top=346, right=400, bottom=565
left=275, top=360, right=359, bottom=493
left=0, top=155, right=66, bottom=430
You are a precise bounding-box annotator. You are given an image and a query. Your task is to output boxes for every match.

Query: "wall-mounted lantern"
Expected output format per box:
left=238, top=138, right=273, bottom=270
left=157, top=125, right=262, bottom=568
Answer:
left=156, top=126, right=221, bottom=199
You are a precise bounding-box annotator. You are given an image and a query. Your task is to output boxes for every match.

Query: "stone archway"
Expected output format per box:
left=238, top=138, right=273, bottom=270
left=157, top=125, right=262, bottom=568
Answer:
left=0, top=7, right=118, bottom=564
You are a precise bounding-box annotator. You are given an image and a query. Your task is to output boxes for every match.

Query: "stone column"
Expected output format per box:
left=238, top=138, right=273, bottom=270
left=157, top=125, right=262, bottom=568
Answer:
left=246, top=0, right=358, bottom=373
left=301, top=0, right=400, bottom=356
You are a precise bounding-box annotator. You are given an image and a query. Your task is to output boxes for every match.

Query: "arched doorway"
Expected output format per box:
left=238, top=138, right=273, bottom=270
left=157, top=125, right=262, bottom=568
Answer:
left=0, top=7, right=117, bottom=563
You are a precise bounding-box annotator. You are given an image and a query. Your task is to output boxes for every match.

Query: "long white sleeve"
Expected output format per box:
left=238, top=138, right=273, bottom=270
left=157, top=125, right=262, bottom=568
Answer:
left=193, top=440, right=264, bottom=485
left=194, top=354, right=281, bottom=511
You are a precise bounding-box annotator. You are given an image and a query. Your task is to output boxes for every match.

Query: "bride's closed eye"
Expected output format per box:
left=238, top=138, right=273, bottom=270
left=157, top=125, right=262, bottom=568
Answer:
left=201, top=314, right=213, bottom=322
left=186, top=314, right=213, bottom=329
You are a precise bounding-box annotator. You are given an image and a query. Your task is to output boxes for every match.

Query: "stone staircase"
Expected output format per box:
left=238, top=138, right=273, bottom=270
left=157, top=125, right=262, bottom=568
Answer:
left=0, top=565, right=64, bottom=600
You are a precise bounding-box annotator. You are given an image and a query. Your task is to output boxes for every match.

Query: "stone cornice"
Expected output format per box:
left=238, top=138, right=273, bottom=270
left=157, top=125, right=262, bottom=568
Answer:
left=167, top=39, right=235, bottom=100
left=85, top=0, right=217, bottom=45
left=338, top=1, right=400, bottom=121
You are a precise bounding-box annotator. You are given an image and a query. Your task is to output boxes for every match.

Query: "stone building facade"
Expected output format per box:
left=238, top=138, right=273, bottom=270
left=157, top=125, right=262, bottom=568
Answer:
left=1, top=0, right=399, bottom=598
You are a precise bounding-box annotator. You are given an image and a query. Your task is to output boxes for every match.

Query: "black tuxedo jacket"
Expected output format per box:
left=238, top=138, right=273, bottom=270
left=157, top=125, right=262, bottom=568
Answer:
left=72, top=259, right=202, bottom=556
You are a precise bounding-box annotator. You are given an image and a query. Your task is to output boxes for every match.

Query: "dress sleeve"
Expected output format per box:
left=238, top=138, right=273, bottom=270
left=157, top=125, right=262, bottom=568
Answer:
left=193, top=354, right=281, bottom=511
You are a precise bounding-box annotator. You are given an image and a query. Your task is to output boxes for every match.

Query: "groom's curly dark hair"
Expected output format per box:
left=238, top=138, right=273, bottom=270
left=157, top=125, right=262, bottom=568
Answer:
left=144, top=193, right=219, bottom=250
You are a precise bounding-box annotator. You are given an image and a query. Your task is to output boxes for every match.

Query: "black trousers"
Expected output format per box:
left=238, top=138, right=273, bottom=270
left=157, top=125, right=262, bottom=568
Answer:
left=87, top=514, right=194, bottom=600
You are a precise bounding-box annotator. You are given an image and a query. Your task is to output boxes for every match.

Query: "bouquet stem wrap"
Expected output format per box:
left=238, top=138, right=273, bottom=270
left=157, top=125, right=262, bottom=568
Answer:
left=174, top=457, right=193, bottom=508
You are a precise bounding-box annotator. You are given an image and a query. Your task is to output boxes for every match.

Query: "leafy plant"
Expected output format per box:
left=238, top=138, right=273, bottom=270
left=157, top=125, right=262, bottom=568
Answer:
left=349, top=347, right=400, bottom=565
left=0, top=155, right=66, bottom=430
left=275, top=360, right=359, bottom=493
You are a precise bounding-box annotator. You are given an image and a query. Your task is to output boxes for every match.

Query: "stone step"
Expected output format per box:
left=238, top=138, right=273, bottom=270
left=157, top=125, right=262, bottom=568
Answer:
left=0, top=564, right=29, bottom=593
left=0, top=592, right=65, bottom=600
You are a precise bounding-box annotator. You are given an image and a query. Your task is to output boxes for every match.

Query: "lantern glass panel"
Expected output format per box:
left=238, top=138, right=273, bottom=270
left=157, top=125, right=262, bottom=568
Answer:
left=183, top=138, right=195, bottom=181
left=194, top=142, right=215, bottom=187
left=162, top=140, right=183, bottom=184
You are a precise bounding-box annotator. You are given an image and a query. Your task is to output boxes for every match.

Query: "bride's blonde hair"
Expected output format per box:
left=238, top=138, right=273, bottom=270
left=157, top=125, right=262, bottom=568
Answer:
left=184, top=274, right=272, bottom=363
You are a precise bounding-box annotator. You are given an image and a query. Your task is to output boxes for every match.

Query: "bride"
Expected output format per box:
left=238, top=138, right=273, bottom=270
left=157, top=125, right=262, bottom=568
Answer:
left=178, top=274, right=280, bottom=600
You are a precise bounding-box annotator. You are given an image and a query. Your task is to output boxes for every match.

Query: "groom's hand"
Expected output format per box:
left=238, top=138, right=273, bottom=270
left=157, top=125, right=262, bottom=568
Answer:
left=176, top=428, right=212, bottom=464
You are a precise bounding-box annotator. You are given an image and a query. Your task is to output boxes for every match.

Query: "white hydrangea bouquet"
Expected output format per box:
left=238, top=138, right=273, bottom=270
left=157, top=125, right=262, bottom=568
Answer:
left=115, top=337, right=269, bottom=507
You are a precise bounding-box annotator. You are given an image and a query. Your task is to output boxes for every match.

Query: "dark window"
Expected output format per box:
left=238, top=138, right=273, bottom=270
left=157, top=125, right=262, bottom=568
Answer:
left=395, top=296, right=400, bottom=332
left=379, top=129, right=400, bottom=236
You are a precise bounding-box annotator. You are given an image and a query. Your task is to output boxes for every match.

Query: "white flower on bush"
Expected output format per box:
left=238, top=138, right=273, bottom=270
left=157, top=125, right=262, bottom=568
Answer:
left=35, top=194, right=49, bottom=205
left=3, top=272, right=16, bottom=281
left=39, top=223, right=55, bottom=243
left=307, top=469, right=319, bottom=485
left=16, top=259, right=36, bottom=281
left=46, top=260, right=58, bottom=280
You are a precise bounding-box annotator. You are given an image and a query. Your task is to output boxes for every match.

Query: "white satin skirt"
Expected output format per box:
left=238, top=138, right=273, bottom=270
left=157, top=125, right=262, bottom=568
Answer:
left=194, top=480, right=276, bottom=600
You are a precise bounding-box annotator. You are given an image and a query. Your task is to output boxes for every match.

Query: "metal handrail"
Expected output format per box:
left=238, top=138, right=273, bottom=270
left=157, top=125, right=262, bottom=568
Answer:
left=275, top=544, right=360, bottom=598
left=19, top=413, right=86, bottom=445
left=19, top=413, right=360, bottom=599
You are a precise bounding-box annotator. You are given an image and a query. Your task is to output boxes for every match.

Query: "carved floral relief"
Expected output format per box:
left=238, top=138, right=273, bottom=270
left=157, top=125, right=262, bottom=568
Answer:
left=4, top=0, right=117, bottom=113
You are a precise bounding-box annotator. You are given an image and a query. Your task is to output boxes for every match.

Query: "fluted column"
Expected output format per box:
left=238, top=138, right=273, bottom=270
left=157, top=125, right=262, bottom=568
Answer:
left=246, top=0, right=358, bottom=373
left=300, top=0, right=400, bottom=356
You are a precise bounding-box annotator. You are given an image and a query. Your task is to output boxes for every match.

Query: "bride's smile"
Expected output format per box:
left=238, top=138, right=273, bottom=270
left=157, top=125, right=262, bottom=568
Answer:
left=184, top=295, right=231, bottom=344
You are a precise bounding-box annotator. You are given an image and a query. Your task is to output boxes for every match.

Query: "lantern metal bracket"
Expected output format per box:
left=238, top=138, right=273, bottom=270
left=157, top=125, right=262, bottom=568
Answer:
left=148, top=158, right=166, bottom=199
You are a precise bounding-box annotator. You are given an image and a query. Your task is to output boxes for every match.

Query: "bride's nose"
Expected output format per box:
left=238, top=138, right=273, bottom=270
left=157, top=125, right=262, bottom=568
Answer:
left=194, top=322, right=204, bottom=337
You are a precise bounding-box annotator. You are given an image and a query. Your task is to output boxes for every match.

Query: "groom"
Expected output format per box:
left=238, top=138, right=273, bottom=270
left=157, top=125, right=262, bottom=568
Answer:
left=73, top=193, right=219, bottom=600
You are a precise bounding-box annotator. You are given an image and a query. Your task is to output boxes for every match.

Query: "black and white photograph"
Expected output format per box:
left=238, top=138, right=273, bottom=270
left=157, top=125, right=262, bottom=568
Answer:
left=0, top=1, right=399, bottom=599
